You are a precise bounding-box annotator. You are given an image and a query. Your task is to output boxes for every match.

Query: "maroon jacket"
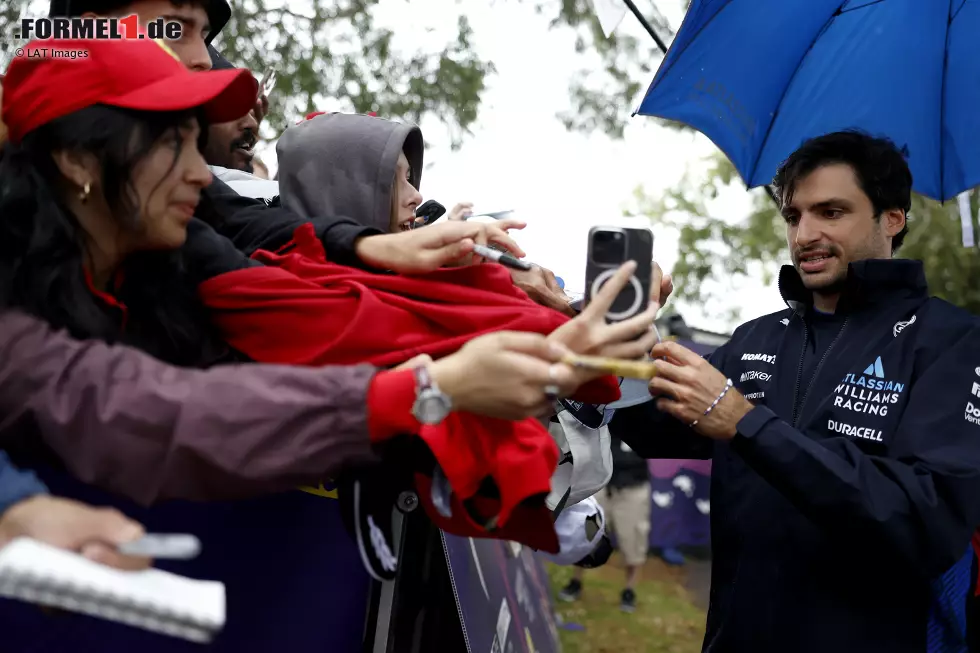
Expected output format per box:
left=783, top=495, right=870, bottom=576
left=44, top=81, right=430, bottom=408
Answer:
left=0, top=310, right=379, bottom=505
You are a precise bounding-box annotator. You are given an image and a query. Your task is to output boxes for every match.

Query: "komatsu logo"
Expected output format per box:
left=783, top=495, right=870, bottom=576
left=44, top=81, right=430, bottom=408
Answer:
left=741, top=353, right=775, bottom=364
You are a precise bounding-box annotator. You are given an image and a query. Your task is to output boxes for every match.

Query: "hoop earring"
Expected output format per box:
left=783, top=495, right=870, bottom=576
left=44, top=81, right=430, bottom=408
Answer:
left=79, top=182, right=91, bottom=204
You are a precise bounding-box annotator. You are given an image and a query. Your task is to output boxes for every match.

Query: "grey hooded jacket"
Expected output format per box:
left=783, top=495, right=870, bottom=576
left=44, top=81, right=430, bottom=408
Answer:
left=277, top=113, right=423, bottom=232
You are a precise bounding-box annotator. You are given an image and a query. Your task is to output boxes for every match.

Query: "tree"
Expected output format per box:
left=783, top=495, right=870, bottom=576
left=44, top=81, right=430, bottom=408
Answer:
left=2, top=0, right=676, bottom=147
left=546, top=0, right=676, bottom=138
left=216, top=0, right=494, bottom=148
left=634, top=152, right=980, bottom=326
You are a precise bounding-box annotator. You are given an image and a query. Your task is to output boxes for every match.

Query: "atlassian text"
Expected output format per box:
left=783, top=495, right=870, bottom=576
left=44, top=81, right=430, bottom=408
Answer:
left=833, top=373, right=904, bottom=416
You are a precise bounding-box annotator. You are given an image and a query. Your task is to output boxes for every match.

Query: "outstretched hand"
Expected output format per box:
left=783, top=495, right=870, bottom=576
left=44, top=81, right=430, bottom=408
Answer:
left=354, top=219, right=527, bottom=274
left=652, top=261, right=674, bottom=308
left=548, top=261, right=660, bottom=382
left=446, top=202, right=474, bottom=221
left=0, top=495, right=151, bottom=571
left=430, top=331, right=579, bottom=420
left=253, top=94, right=269, bottom=126
left=511, top=265, right=576, bottom=317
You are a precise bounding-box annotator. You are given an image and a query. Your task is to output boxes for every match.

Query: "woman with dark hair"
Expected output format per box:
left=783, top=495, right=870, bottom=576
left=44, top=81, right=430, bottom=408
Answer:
left=0, top=40, right=256, bottom=367
left=0, top=102, right=235, bottom=365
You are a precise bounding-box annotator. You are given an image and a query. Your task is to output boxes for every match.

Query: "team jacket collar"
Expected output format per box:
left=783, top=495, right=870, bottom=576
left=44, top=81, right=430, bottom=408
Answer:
left=778, top=259, right=929, bottom=313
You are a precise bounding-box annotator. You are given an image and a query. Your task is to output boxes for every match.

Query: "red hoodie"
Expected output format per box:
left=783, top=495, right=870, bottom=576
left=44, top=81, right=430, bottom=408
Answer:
left=199, top=224, right=620, bottom=551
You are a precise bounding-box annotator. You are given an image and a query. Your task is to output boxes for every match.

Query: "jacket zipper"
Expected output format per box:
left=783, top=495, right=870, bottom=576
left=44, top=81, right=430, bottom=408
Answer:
left=790, top=317, right=849, bottom=427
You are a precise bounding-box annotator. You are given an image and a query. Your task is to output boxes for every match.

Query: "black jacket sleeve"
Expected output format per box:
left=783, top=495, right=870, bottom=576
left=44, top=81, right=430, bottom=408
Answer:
left=181, top=218, right=259, bottom=284
left=611, top=400, right=714, bottom=460
left=199, top=177, right=383, bottom=266
left=610, top=343, right=726, bottom=460
left=730, top=325, right=980, bottom=576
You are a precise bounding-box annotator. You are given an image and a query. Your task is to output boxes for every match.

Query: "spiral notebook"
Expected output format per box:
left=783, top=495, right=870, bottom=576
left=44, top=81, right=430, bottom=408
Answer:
left=0, top=537, right=225, bottom=643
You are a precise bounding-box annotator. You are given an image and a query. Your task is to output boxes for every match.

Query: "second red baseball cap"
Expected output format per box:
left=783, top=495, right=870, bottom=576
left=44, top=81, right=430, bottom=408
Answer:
left=2, top=34, right=257, bottom=144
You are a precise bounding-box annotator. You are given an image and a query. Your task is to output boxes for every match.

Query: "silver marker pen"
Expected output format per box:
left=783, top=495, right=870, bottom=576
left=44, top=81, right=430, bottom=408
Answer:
left=471, top=243, right=532, bottom=271
left=118, top=534, right=201, bottom=559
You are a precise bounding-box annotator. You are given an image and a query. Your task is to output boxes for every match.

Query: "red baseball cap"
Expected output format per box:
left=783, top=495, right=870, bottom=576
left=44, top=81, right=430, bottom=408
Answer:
left=2, top=35, right=257, bottom=144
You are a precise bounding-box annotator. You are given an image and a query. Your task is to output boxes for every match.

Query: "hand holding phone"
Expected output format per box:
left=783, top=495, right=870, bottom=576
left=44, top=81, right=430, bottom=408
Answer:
left=548, top=260, right=660, bottom=368
left=584, top=227, right=654, bottom=323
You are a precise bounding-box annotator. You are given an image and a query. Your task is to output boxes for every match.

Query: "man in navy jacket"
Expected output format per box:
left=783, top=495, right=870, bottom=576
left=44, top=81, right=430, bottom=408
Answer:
left=613, top=131, right=980, bottom=652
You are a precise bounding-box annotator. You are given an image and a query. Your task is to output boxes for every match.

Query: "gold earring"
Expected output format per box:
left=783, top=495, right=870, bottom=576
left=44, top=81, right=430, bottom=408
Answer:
left=79, top=182, right=91, bottom=204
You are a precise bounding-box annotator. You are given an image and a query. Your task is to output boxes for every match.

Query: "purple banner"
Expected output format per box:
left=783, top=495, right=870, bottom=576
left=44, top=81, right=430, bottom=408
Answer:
left=648, top=463, right=711, bottom=549
left=443, top=534, right=560, bottom=653
left=647, top=338, right=717, bottom=550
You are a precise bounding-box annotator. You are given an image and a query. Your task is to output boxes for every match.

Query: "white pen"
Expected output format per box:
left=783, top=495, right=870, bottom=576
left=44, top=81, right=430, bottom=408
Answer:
left=471, top=243, right=532, bottom=271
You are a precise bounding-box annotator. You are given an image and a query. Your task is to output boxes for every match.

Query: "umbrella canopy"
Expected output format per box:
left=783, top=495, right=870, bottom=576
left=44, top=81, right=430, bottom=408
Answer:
left=636, top=0, right=980, bottom=202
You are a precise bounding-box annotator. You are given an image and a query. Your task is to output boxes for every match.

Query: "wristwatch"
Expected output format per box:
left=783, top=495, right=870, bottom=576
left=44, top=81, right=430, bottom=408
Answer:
left=411, top=364, right=453, bottom=425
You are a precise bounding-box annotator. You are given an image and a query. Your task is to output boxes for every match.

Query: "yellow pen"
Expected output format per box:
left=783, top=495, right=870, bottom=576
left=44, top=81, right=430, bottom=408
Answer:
left=561, top=354, right=658, bottom=380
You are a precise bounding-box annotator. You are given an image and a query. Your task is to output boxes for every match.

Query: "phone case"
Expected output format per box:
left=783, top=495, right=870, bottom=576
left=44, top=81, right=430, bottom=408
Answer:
left=584, top=227, right=653, bottom=322
left=416, top=200, right=446, bottom=224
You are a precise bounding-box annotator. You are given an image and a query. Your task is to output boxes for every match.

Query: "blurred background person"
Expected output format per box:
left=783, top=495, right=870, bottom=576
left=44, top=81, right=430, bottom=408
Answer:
left=558, top=430, right=651, bottom=613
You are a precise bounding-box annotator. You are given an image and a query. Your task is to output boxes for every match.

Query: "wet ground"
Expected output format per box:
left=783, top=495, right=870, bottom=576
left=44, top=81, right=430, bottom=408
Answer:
left=550, top=550, right=712, bottom=652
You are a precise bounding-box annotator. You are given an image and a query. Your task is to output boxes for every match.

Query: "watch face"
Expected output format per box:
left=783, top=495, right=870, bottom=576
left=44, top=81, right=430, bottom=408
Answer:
left=416, top=393, right=451, bottom=424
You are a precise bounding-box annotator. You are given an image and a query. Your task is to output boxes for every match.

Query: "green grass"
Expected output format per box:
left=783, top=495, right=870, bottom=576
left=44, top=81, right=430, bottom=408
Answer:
left=547, top=556, right=706, bottom=653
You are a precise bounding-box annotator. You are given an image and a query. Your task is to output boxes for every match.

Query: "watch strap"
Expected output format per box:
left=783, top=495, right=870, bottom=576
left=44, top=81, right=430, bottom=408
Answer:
left=413, top=363, right=433, bottom=391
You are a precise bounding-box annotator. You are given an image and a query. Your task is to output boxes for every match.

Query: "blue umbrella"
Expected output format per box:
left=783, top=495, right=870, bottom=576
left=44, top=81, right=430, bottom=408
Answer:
left=636, top=0, right=980, bottom=201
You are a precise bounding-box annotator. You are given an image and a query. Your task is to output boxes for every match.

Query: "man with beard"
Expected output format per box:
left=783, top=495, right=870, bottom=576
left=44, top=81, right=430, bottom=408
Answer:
left=204, top=46, right=259, bottom=174
left=613, top=130, right=980, bottom=652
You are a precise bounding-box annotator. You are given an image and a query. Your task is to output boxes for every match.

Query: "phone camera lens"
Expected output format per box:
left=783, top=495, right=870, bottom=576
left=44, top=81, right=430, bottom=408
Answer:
left=592, top=229, right=627, bottom=265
